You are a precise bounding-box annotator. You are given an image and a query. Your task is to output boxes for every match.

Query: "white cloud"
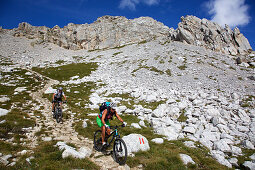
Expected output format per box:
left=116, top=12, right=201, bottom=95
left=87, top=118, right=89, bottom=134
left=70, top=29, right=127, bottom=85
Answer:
left=119, top=0, right=159, bottom=10
left=207, top=0, right=250, bottom=28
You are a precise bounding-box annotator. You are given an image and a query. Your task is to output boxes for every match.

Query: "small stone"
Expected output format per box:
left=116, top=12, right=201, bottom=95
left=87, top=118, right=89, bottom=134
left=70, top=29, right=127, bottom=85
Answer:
left=151, top=138, right=164, bottom=144
left=42, top=137, right=52, bottom=142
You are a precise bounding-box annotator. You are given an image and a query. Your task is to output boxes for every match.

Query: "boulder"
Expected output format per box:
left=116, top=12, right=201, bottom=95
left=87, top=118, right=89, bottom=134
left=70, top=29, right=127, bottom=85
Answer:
left=179, top=154, right=195, bottom=165
left=139, top=120, right=146, bottom=127
left=243, top=161, right=255, bottom=170
left=152, top=104, right=169, bottom=118
left=213, top=140, right=231, bottom=153
left=56, top=142, right=91, bottom=159
left=183, top=126, right=196, bottom=134
left=0, top=108, right=9, bottom=117
left=155, top=126, right=179, bottom=140
left=211, top=150, right=232, bottom=168
left=122, top=134, right=150, bottom=156
left=242, top=140, right=255, bottom=149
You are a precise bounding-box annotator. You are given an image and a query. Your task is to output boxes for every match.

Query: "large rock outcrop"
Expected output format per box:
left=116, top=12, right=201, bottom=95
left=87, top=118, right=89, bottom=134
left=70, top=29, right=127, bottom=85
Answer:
left=175, top=15, right=252, bottom=55
left=9, top=15, right=252, bottom=55
left=12, top=16, right=170, bottom=51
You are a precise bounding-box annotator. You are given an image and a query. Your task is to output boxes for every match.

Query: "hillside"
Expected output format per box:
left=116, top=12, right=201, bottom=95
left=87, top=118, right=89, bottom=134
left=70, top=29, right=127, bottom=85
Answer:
left=0, top=15, right=255, bottom=169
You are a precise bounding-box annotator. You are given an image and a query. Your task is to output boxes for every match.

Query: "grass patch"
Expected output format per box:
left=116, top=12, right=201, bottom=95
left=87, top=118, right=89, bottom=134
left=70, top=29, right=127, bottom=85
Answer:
left=11, top=141, right=99, bottom=170
left=166, top=69, right=172, bottom=76
left=178, top=65, right=187, bottom=70
left=32, top=62, right=98, bottom=81
left=177, top=109, right=187, bottom=122
left=112, top=52, right=122, bottom=56
left=138, top=40, right=147, bottom=45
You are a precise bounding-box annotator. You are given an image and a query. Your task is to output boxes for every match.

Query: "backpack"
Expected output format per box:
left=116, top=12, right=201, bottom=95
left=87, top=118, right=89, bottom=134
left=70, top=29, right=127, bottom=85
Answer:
left=99, top=102, right=115, bottom=120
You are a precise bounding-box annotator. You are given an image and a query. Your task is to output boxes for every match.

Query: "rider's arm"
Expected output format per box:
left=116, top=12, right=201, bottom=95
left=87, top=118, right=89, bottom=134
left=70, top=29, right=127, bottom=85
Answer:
left=115, top=112, right=123, bottom=123
left=63, top=94, right=67, bottom=101
left=52, top=93, right=55, bottom=100
left=101, top=110, right=107, bottom=125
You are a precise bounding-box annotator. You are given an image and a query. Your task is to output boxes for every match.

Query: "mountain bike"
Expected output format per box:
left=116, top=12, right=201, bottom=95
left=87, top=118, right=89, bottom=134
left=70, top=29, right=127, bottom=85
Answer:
left=94, top=124, right=127, bottom=165
left=53, top=101, right=66, bottom=123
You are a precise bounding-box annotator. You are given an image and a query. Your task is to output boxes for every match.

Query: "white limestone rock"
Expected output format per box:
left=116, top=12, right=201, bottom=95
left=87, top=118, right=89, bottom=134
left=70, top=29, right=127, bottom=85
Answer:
left=139, top=120, right=146, bottom=127
left=179, top=154, right=195, bottom=165
left=155, top=126, right=179, bottom=140
left=213, top=140, right=231, bottom=153
left=42, top=137, right=52, bottom=142
left=122, top=134, right=150, bottom=156
left=242, top=140, right=255, bottom=149
left=151, top=138, right=164, bottom=144
left=0, top=108, right=9, bottom=117
left=83, top=119, right=88, bottom=128
left=211, top=150, right=232, bottom=168
left=243, top=161, right=255, bottom=170
left=0, top=97, right=10, bottom=102
left=14, top=87, right=27, bottom=93
left=183, top=126, right=196, bottom=134
left=131, top=123, right=141, bottom=129
left=56, top=141, right=91, bottom=159
left=228, top=158, right=238, bottom=167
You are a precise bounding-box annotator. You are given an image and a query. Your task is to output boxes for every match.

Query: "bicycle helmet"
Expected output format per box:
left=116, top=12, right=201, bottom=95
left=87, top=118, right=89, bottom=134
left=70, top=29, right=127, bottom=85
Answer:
left=110, top=102, right=117, bottom=110
left=58, top=87, right=63, bottom=91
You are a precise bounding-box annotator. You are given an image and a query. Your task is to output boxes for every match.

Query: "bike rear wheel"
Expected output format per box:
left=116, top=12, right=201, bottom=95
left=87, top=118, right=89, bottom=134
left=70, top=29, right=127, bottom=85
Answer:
left=113, top=138, right=127, bottom=165
left=94, top=130, right=102, bottom=151
left=57, top=108, right=62, bottom=123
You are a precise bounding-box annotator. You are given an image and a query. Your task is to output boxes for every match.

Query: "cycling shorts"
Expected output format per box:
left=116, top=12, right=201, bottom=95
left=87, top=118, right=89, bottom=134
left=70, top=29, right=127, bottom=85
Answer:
left=96, top=116, right=110, bottom=128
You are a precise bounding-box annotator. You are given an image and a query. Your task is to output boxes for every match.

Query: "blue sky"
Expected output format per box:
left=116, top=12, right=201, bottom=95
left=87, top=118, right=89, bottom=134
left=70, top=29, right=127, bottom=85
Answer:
left=0, top=0, right=254, bottom=49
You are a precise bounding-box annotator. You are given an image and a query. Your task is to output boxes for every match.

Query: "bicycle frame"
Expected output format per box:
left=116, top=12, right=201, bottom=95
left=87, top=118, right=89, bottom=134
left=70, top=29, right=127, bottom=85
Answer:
left=105, top=126, right=121, bottom=146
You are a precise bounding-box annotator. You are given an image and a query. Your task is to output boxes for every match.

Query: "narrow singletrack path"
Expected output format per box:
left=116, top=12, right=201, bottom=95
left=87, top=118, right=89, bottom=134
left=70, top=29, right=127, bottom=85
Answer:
left=27, top=70, right=132, bottom=170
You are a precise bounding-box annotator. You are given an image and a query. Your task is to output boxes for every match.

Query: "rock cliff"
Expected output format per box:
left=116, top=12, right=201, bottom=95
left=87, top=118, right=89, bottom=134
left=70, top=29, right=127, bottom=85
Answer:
left=9, top=15, right=252, bottom=55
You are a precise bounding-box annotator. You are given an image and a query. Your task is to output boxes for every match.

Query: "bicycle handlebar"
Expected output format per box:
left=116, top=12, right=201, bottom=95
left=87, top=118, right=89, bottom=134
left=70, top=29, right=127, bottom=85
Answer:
left=109, top=124, right=126, bottom=130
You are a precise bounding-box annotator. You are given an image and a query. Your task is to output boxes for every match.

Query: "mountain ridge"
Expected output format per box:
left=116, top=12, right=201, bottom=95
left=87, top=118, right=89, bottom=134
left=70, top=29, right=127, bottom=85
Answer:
left=1, top=15, right=252, bottom=56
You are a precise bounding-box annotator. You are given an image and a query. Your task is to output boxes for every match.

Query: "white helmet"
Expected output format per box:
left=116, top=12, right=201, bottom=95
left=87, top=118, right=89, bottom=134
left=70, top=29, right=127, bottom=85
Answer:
left=110, top=102, right=117, bottom=110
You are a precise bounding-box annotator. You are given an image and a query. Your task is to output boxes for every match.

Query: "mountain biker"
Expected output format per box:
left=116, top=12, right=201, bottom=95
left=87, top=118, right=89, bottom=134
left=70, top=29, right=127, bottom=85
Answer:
left=52, top=87, right=67, bottom=117
left=97, top=102, right=127, bottom=148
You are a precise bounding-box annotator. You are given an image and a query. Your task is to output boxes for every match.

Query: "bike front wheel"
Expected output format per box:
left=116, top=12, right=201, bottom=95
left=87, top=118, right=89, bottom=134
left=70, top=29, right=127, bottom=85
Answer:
left=113, top=138, right=127, bottom=165
left=94, top=130, right=102, bottom=151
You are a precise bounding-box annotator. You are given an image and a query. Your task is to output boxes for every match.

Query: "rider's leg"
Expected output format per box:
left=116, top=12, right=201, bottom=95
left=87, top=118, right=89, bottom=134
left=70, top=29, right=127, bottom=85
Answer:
left=101, top=125, right=106, bottom=144
left=52, top=102, right=55, bottom=112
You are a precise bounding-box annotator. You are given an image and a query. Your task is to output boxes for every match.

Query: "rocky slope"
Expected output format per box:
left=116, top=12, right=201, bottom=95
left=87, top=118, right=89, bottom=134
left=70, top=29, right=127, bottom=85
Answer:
left=3, top=15, right=252, bottom=56
left=0, top=16, right=255, bottom=169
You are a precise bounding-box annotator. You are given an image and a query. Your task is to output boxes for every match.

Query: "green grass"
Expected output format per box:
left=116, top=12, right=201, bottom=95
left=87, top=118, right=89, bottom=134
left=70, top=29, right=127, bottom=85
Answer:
left=112, top=52, right=123, bottom=56
left=177, top=110, right=188, bottom=122
left=32, top=62, right=98, bottom=81
left=9, top=141, right=99, bottom=170
left=132, top=65, right=164, bottom=75
left=178, top=65, right=187, bottom=70
left=55, top=60, right=65, bottom=65
left=166, top=69, right=172, bottom=76
left=138, top=40, right=147, bottom=45
left=0, top=68, right=45, bottom=143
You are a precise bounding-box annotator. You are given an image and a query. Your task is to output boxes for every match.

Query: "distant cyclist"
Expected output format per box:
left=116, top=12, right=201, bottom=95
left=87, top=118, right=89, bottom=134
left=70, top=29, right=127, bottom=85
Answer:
left=97, top=102, right=127, bottom=147
left=52, top=87, right=67, bottom=116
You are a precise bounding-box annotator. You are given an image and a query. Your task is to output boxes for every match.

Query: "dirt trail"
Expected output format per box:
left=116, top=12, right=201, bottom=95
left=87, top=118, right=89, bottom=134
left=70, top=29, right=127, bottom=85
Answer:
left=28, top=70, right=132, bottom=170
